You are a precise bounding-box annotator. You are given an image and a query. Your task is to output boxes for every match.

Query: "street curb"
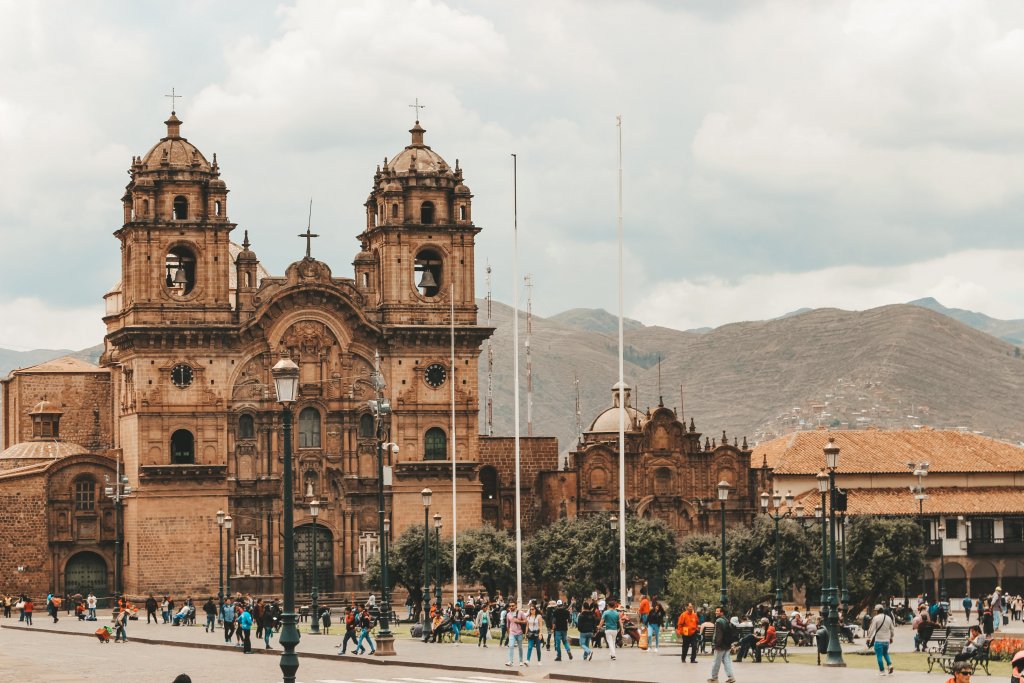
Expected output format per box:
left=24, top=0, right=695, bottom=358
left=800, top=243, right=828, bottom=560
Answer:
left=0, top=625, right=522, bottom=676
left=544, top=674, right=651, bottom=683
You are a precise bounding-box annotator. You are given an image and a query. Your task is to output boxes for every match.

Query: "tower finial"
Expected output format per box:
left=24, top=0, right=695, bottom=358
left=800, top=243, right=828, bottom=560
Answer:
left=165, top=87, right=182, bottom=114
left=408, top=97, right=426, bottom=123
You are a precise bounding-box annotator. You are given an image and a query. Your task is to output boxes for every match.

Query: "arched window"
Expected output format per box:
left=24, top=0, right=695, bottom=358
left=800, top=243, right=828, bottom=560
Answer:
left=214, top=200, right=222, bottom=216
left=391, top=203, right=398, bottom=218
left=459, top=205, right=467, bottom=220
left=165, top=245, right=196, bottom=295
left=414, top=248, right=443, bottom=298
left=171, top=429, right=195, bottom=464
left=173, top=195, right=188, bottom=220
left=420, top=201, right=435, bottom=224
left=299, top=407, right=321, bottom=448
left=480, top=466, right=499, bottom=501
left=74, top=477, right=96, bottom=511
left=424, top=427, right=446, bottom=460
left=238, top=414, right=255, bottom=439
left=358, top=414, right=375, bottom=439
left=142, top=199, right=150, bottom=216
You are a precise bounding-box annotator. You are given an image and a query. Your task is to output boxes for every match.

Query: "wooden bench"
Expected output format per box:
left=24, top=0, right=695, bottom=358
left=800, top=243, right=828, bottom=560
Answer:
left=764, top=630, right=790, bottom=663
left=928, top=636, right=968, bottom=674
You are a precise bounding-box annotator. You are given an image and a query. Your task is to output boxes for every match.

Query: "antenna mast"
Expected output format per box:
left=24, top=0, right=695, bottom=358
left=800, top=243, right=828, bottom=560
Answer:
left=525, top=273, right=534, bottom=438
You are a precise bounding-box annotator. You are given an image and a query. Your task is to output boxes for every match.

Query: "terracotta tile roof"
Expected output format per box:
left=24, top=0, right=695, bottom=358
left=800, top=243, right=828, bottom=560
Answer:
left=790, top=486, right=1024, bottom=516
left=755, top=429, right=1024, bottom=475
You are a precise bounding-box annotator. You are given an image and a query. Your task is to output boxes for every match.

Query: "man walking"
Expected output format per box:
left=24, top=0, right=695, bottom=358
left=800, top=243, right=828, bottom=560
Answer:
left=577, top=601, right=596, bottom=661
left=220, top=600, right=236, bottom=643
left=598, top=600, right=621, bottom=660
left=708, top=606, right=735, bottom=683
left=553, top=599, right=573, bottom=661
left=338, top=607, right=358, bottom=655
left=145, top=593, right=158, bottom=624
left=963, top=596, right=973, bottom=622
left=505, top=601, right=527, bottom=667
left=677, top=602, right=699, bottom=663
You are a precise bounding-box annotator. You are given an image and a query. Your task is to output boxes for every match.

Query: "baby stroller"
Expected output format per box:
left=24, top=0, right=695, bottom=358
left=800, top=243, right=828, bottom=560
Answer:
left=95, top=626, right=112, bottom=643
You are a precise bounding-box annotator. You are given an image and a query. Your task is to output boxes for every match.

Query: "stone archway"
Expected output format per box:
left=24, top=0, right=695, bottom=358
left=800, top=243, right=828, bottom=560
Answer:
left=942, top=562, right=967, bottom=600
left=64, top=551, right=108, bottom=599
left=972, top=560, right=998, bottom=597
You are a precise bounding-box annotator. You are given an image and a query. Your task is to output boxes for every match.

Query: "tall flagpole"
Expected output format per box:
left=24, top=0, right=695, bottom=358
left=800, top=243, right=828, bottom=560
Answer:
left=616, top=115, right=627, bottom=605
left=450, top=276, right=458, bottom=604
left=512, top=153, right=523, bottom=602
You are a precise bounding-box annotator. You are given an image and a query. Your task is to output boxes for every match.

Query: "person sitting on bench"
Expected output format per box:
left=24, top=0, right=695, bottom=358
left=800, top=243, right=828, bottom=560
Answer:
left=954, top=626, right=986, bottom=662
left=752, top=618, right=777, bottom=662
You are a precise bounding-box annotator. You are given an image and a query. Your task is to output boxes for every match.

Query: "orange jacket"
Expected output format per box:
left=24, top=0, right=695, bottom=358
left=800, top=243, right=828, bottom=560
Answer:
left=676, top=610, right=698, bottom=636
left=638, top=597, right=651, bottom=615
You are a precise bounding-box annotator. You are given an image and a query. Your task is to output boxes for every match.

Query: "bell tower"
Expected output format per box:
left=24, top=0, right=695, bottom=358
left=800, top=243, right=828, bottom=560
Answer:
left=110, top=111, right=235, bottom=330
left=359, top=120, right=478, bottom=326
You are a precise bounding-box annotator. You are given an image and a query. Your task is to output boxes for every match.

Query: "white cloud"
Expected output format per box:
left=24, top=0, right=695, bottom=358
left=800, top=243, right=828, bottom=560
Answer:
left=0, top=298, right=104, bottom=351
left=632, top=248, right=1024, bottom=330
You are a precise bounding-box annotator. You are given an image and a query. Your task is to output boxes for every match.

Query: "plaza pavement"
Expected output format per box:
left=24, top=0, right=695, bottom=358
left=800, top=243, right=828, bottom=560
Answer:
left=1, top=611, right=1018, bottom=683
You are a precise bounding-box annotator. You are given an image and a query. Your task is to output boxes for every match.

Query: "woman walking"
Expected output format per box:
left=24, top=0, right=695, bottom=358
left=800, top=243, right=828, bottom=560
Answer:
left=865, top=604, right=895, bottom=675
left=526, top=605, right=543, bottom=665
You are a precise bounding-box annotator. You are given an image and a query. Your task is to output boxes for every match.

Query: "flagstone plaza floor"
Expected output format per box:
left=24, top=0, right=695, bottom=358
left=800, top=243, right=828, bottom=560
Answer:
left=0, top=613, right=1017, bottom=682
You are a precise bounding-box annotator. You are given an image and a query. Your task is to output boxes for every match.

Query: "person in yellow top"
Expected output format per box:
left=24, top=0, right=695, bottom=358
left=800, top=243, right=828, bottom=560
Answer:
left=676, top=602, right=699, bottom=663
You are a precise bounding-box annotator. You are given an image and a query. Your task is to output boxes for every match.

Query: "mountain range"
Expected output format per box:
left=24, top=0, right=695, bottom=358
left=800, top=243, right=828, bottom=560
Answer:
left=3, top=301, right=1023, bottom=451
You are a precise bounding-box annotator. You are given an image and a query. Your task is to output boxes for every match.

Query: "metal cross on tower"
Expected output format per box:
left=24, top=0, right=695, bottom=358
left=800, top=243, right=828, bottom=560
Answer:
left=165, top=87, right=182, bottom=113
left=298, top=200, right=318, bottom=258
left=409, top=98, right=426, bottom=122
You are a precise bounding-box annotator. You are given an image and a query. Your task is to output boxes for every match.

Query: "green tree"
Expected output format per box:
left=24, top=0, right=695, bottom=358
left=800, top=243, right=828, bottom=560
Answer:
left=679, top=533, right=722, bottom=559
left=364, top=524, right=452, bottom=611
left=456, top=525, right=516, bottom=597
left=843, top=515, right=924, bottom=618
left=664, top=553, right=770, bottom=618
left=727, top=515, right=820, bottom=597
left=524, top=515, right=678, bottom=599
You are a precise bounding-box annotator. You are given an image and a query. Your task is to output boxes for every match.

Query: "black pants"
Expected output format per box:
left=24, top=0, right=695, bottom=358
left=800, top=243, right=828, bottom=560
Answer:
left=341, top=629, right=358, bottom=653
left=224, top=620, right=235, bottom=642
left=681, top=633, right=698, bottom=661
left=478, top=625, right=489, bottom=646
left=241, top=628, right=251, bottom=653
left=147, top=609, right=157, bottom=623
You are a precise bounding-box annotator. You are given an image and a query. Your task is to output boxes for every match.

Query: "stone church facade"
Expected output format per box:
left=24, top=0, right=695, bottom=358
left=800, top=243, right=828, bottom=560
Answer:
left=0, top=111, right=764, bottom=602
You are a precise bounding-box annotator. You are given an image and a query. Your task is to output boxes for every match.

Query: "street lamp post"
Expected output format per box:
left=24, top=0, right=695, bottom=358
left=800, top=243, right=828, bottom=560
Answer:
left=224, top=514, right=233, bottom=600
left=938, top=523, right=947, bottom=602
left=369, top=350, right=397, bottom=655
left=103, top=472, right=132, bottom=601
left=309, top=498, right=320, bottom=635
left=216, top=510, right=225, bottom=604
left=421, top=488, right=432, bottom=633
left=816, top=473, right=828, bottom=620
left=760, top=490, right=794, bottom=617
left=840, top=513, right=849, bottom=611
left=823, top=438, right=846, bottom=667
left=717, top=480, right=729, bottom=608
left=272, top=357, right=301, bottom=683
left=610, top=515, right=619, bottom=593
left=434, top=513, right=443, bottom=605
left=909, top=462, right=930, bottom=600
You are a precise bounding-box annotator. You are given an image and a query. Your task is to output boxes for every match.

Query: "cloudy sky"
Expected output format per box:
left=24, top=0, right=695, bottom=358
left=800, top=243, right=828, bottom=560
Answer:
left=3, top=0, right=1024, bottom=350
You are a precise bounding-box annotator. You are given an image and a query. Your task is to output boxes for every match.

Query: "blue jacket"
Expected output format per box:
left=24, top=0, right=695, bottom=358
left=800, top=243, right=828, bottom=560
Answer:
left=221, top=604, right=236, bottom=622
left=238, top=610, right=253, bottom=631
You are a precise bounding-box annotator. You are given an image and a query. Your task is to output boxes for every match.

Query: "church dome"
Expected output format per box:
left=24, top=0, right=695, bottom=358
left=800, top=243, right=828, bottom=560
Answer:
left=454, top=183, right=471, bottom=194
left=588, top=383, right=645, bottom=433
left=386, top=121, right=454, bottom=176
left=138, top=113, right=212, bottom=172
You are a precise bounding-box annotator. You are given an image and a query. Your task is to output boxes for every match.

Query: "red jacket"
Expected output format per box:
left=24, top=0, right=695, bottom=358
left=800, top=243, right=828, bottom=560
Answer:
left=757, top=624, right=776, bottom=647
left=676, top=610, right=698, bottom=636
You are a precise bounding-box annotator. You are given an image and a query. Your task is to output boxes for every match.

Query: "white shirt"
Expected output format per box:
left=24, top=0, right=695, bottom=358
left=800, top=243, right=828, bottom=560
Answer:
left=87, top=595, right=97, bottom=608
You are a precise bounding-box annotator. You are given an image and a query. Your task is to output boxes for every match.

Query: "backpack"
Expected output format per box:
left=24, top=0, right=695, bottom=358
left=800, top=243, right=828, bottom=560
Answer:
left=723, top=618, right=739, bottom=645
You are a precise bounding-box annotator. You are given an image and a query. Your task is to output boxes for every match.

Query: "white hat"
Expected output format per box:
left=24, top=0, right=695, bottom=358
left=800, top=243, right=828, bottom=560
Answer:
left=556, top=599, right=563, bottom=606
